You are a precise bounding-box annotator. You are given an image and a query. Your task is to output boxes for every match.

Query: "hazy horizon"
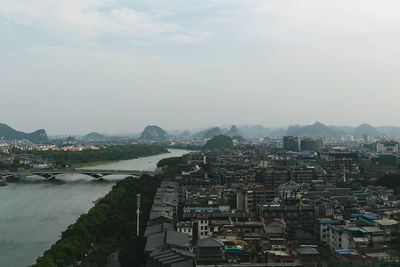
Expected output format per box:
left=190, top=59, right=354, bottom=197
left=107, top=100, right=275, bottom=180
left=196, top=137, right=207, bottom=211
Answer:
left=2, top=1, right=400, bottom=134
left=3, top=120, right=400, bottom=137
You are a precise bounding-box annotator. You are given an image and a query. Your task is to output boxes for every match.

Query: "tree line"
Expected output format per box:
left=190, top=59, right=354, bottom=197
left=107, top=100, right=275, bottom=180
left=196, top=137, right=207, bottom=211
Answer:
left=13, top=144, right=168, bottom=168
left=31, top=174, right=162, bottom=267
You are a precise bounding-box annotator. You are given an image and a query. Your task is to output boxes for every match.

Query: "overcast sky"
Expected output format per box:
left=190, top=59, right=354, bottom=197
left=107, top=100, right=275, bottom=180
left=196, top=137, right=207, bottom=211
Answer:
left=1, top=0, right=400, bottom=135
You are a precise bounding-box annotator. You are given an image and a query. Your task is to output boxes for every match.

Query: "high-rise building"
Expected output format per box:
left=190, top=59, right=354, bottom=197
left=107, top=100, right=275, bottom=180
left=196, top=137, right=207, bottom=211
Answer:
left=300, top=138, right=323, bottom=151
left=376, top=141, right=399, bottom=154
left=283, top=136, right=300, bottom=152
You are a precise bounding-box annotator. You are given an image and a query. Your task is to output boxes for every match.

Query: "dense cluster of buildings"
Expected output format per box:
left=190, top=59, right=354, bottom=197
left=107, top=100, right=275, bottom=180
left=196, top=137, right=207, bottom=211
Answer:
left=0, top=139, right=102, bottom=171
left=0, top=153, right=54, bottom=169
left=144, top=136, right=400, bottom=266
left=0, top=138, right=102, bottom=153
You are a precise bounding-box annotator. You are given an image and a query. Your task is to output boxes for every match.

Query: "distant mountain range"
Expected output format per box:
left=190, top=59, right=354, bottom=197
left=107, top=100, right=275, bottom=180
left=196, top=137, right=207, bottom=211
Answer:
left=283, top=122, right=396, bottom=139
left=225, top=125, right=243, bottom=137
left=3, top=121, right=400, bottom=144
left=193, top=126, right=250, bottom=140
left=286, top=122, right=343, bottom=138
left=239, top=125, right=283, bottom=138
left=283, top=122, right=400, bottom=139
left=138, top=125, right=248, bottom=140
left=139, top=125, right=168, bottom=140
left=138, top=122, right=400, bottom=140
left=82, top=132, right=107, bottom=141
left=178, top=130, right=191, bottom=137
left=0, top=123, right=48, bottom=143
left=352, top=123, right=382, bottom=138
left=387, top=127, right=400, bottom=137
left=193, top=127, right=224, bottom=139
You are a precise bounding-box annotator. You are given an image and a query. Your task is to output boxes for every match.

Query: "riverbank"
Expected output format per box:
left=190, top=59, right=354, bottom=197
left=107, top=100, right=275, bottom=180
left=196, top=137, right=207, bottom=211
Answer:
left=0, top=182, right=115, bottom=267
left=30, top=153, right=187, bottom=267
left=72, top=150, right=171, bottom=169
left=0, top=149, right=191, bottom=267
left=31, top=175, right=161, bottom=267
left=12, top=144, right=168, bottom=168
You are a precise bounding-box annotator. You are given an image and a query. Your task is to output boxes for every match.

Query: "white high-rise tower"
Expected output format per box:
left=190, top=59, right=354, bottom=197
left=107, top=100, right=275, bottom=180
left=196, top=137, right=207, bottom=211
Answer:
left=136, top=194, right=141, bottom=236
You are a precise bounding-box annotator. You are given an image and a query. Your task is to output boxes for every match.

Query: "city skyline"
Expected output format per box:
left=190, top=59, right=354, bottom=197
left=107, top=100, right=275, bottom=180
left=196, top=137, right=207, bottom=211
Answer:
left=2, top=2, right=400, bottom=266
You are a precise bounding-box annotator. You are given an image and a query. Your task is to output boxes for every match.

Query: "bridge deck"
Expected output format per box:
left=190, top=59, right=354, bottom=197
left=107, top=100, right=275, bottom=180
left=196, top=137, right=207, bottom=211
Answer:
left=0, top=169, right=157, bottom=179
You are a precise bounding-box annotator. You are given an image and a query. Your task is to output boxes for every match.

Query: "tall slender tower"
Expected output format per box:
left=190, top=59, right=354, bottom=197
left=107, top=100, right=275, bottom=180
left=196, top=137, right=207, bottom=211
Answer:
left=136, top=194, right=141, bottom=236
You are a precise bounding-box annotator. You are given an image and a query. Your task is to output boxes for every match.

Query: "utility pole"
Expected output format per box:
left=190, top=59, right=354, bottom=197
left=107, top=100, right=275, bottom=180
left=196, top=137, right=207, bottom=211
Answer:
left=136, top=194, right=141, bottom=236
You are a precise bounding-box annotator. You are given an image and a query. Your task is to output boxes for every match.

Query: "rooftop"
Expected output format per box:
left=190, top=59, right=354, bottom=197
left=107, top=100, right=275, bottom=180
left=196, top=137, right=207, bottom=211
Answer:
left=197, top=237, right=224, bottom=248
left=296, top=247, right=320, bottom=256
left=374, top=219, right=399, bottom=226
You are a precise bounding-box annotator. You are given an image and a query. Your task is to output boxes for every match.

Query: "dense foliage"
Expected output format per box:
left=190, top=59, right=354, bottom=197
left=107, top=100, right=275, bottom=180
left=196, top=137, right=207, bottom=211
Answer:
left=204, top=134, right=234, bottom=150
left=157, top=156, right=182, bottom=168
left=31, top=175, right=161, bottom=267
left=157, top=156, right=185, bottom=177
left=376, top=173, right=400, bottom=198
left=336, top=180, right=369, bottom=190
left=0, top=159, right=27, bottom=171
left=167, top=144, right=201, bottom=150
left=13, top=144, right=167, bottom=168
left=376, top=173, right=400, bottom=188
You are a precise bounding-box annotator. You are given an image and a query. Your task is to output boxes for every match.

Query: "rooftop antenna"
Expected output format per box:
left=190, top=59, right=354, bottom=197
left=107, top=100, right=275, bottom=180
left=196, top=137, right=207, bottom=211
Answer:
left=136, top=194, right=141, bottom=236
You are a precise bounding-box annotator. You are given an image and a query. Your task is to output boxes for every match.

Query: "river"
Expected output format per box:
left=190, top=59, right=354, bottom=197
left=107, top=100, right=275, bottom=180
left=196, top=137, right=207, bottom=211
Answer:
left=0, top=149, right=190, bottom=267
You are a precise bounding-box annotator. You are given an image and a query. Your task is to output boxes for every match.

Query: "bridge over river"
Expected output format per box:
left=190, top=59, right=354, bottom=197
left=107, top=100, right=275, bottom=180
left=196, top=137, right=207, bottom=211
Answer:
left=0, top=169, right=156, bottom=180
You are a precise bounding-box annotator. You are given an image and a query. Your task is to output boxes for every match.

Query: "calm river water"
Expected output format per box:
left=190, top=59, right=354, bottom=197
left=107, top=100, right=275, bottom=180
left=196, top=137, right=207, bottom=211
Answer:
left=0, top=149, right=190, bottom=267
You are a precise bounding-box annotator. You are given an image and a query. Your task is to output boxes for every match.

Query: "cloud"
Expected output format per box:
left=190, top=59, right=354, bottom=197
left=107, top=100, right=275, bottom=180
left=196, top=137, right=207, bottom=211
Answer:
left=0, top=0, right=206, bottom=44
left=2, top=0, right=400, bottom=46
left=2, top=0, right=400, bottom=133
left=208, top=0, right=400, bottom=45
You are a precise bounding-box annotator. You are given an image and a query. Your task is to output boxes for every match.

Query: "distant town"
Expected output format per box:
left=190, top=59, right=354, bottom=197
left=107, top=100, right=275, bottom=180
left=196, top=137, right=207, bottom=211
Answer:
left=2, top=121, right=400, bottom=266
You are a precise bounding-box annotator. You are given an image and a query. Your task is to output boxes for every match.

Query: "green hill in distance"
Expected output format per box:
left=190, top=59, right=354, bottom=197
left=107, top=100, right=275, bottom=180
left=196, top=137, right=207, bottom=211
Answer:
left=139, top=125, right=168, bottom=140
left=0, top=123, right=48, bottom=143
left=204, top=135, right=234, bottom=150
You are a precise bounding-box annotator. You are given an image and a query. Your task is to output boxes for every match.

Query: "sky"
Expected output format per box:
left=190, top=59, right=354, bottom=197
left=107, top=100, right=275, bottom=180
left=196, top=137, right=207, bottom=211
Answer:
left=1, top=0, right=400, bottom=135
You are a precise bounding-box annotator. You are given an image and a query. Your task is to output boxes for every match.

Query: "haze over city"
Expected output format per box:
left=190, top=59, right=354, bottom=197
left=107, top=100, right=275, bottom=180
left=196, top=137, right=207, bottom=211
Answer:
left=3, top=1, right=400, bottom=267
left=1, top=0, right=400, bottom=134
